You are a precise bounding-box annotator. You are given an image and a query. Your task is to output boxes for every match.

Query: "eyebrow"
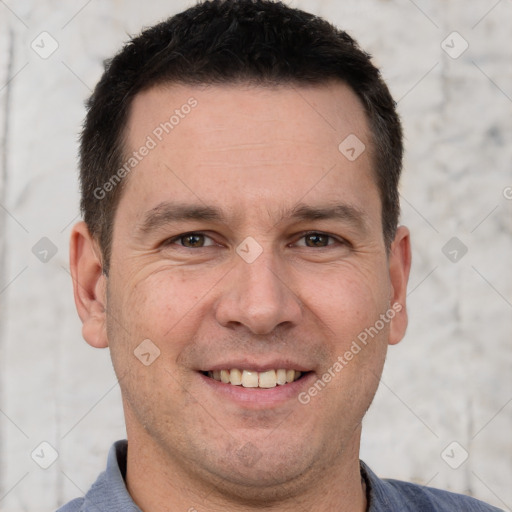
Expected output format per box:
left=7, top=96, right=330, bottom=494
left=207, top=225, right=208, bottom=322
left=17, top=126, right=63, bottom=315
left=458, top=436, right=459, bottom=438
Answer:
left=286, top=203, right=368, bottom=231
left=135, top=200, right=368, bottom=236
left=137, top=203, right=222, bottom=231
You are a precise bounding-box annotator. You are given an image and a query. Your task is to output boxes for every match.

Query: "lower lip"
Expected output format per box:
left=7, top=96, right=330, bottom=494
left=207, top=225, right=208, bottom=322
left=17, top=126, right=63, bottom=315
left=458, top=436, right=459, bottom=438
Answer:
left=199, top=372, right=316, bottom=409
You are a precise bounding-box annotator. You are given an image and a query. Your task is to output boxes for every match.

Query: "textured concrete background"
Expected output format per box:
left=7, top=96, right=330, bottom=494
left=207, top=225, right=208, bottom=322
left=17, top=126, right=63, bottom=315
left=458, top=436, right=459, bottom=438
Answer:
left=0, top=0, right=511, bottom=510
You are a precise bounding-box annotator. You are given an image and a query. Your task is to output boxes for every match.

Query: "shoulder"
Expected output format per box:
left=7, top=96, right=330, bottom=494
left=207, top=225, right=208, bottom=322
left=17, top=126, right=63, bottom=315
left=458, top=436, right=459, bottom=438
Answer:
left=361, top=461, right=504, bottom=512
left=382, top=478, right=504, bottom=511
left=55, top=440, right=142, bottom=512
left=55, top=498, right=84, bottom=512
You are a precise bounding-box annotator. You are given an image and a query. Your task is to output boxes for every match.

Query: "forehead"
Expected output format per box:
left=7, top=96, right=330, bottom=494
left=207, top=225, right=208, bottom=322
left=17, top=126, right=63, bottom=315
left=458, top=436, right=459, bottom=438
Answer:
left=127, top=81, right=369, bottom=149
left=117, top=82, right=379, bottom=229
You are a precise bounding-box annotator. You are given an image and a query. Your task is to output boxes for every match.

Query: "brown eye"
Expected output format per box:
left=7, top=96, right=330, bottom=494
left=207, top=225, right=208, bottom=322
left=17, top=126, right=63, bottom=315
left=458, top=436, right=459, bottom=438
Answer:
left=180, top=233, right=206, bottom=247
left=304, top=233, right=331, bottom=247
left=162, top=232, right=218, bottom=251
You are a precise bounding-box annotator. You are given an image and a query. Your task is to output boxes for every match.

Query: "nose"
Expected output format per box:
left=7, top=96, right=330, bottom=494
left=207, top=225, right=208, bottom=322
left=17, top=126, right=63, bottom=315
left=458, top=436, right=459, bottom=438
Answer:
left=214, top=249, right=303, bottom=335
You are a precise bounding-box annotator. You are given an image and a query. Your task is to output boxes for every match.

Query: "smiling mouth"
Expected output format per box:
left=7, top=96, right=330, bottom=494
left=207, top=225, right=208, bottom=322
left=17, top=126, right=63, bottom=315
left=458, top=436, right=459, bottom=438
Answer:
left=201, top=369, right=306, bottom=388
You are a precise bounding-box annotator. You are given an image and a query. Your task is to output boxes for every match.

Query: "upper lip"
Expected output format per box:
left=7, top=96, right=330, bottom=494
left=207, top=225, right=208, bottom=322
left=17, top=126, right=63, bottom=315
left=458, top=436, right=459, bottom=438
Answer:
left=200, top=359, right=312, bottom=373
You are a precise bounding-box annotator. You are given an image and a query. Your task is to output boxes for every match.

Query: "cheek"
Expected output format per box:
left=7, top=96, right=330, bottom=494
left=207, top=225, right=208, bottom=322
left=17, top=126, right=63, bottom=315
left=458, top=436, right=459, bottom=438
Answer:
left=105, top=273, right=200, bottom=424
left=110, top=267, right=220, bottom=361
left=301, top=261, right=391, bottom=338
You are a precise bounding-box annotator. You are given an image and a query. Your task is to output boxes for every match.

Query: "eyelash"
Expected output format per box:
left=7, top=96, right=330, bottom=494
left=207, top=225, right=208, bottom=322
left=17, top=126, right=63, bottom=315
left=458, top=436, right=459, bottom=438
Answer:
left=164, top=231, right=347, bottom=249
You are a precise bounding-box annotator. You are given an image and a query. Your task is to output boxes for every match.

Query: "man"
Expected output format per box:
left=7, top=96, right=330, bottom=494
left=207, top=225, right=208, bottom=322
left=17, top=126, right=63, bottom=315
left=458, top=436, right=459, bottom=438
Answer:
left=61, top=0, right=501, bottom=510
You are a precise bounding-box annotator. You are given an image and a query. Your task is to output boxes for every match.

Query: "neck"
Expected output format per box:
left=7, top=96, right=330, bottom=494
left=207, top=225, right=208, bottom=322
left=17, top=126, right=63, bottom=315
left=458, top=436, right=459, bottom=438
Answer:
left=125, top=428, right=367, bottom=512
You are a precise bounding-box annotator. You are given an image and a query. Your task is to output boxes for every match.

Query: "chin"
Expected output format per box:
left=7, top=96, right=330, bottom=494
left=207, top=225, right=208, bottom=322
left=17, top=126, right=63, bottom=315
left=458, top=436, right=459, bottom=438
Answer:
left=195, top=436, right=320, bottom=499
left=204, top=460, right=313, bottom=505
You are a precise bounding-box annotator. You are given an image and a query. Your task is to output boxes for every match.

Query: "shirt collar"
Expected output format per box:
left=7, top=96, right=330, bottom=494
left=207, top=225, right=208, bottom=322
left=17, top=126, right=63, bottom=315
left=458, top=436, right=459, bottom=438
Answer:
left=82, top=440, right=141, bottom=511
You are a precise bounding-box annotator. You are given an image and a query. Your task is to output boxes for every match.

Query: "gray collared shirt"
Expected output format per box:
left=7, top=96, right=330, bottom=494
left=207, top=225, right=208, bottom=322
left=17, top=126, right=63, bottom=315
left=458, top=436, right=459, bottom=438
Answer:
left=57, top=440, right=503, bottom=511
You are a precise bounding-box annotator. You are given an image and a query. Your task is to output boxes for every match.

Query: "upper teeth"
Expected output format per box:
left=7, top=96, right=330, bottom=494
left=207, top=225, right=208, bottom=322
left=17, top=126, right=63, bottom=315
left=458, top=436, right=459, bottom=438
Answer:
left=207, top=369, right=302, bottom=388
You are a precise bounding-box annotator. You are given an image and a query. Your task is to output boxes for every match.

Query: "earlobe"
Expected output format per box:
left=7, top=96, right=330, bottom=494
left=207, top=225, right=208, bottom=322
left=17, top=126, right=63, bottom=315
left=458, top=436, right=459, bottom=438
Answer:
left=69, top=221, right=109, bottom=348
left=388, top=226, right=412, bottom=346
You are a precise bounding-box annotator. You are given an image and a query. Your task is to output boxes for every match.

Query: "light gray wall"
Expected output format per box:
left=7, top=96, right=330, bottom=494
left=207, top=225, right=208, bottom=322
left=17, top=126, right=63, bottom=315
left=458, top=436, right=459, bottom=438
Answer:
left=0, top=1, right=511, bottom=510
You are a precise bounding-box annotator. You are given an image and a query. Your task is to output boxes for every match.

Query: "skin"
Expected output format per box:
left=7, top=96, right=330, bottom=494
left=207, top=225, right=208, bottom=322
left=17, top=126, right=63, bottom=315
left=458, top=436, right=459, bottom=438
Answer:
left=70, top=82, right=411, bottom=511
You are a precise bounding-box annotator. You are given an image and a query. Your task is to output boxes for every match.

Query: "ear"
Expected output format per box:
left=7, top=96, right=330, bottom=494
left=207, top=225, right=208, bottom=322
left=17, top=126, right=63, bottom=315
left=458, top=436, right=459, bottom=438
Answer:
left=387, top=226, right=412, bottom=346
left=69, top=221, right=109, bottom=348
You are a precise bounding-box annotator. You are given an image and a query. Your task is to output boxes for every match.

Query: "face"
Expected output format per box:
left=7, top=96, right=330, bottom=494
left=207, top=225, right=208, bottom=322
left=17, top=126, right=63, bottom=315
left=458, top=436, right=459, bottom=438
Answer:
left=72, top=82, right=410, bottom=498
